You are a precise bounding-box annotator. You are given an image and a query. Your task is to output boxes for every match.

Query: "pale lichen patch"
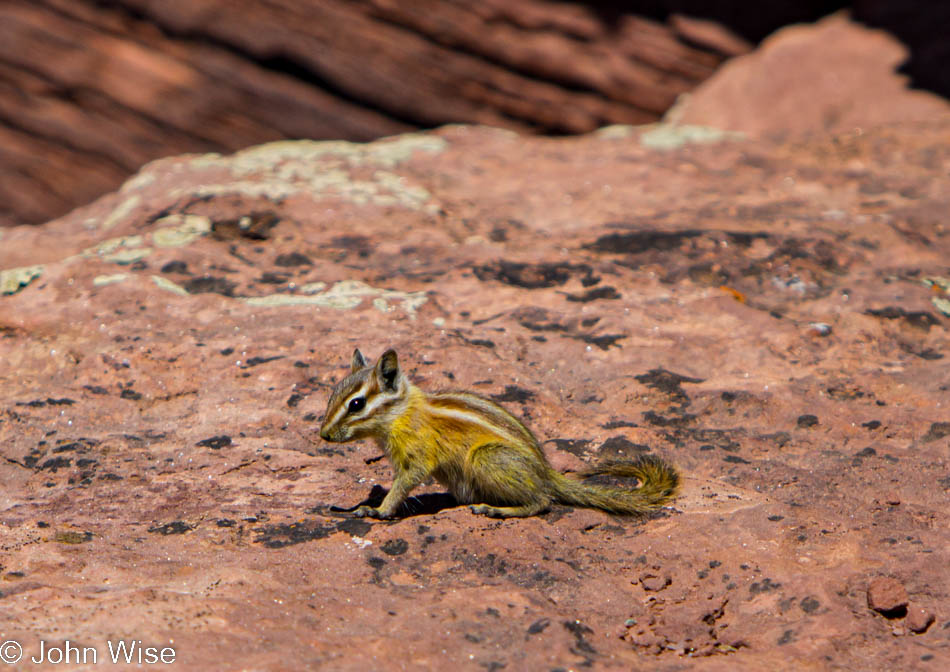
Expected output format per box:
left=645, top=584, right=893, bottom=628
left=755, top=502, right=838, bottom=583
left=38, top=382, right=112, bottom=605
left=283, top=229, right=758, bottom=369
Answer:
left=242, top=293, right=360, bottom=309
left=300, top=282, right=328, bottom=294
left=242, top=280, right=427, bottom=317
left=639, top=124, right=745, bottom=150
left=373, top=171, right=434, bottom=209
left=120, top=171, right=156, bottom=192
left=180, top=180, right=298, bottom=201
left=0, top=265, right=44, bottom=295
left=82, top=234, right=152, bottom=265
left=229, top=134, right=447, bottom=174
left=93, top=274, right=129, bottom=287
left=177, top=134, right=444, bottom=211
left=933, top=297, right=950, bottom=318
left=87, top=235, right=144, bottom=257
left=152, top=215, right=212, bottom=247
left=923, top=277, right=950, bottom=317
left=100, top=195, right=142, bottom=231
left=104, top=248, right=152, bottom=265
left=151, top=275, right=190, bottom=296
left=595, top=125, right=635, bottom=139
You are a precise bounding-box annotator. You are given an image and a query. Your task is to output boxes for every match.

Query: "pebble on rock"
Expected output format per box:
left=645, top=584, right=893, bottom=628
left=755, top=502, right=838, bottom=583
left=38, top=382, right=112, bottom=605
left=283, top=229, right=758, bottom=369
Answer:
left=905, top=607, right=935, bottom=634
left=867, top=577, right=908, bottom=616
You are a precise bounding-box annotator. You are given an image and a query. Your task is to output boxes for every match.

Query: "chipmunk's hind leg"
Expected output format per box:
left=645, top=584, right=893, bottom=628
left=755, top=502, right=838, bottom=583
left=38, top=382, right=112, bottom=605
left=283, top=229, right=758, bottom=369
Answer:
left=465, top=442, right=551, bottom=518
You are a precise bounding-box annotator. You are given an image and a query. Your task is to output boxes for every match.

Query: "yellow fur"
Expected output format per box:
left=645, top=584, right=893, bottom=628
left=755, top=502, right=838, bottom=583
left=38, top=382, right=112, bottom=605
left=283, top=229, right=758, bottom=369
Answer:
left=319, top=348, right=679, bottom=519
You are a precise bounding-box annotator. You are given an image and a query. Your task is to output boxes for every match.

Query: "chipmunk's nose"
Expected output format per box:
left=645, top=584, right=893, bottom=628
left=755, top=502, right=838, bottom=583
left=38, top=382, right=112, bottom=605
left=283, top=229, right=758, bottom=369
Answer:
left=319, top=425, right=332, bottom=441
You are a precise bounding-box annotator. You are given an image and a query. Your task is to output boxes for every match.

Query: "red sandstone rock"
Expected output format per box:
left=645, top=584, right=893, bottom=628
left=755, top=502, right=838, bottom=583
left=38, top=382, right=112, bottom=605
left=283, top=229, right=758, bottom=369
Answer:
left=906, top=606, right=935, bottom=634
left=0, top=0, right=750, bottom=228
left=5, top=3, right=949, bottom=231
left=1, top=121, right=949, bottom=669
left=640, top=573, right=671, bottom=592
left=867, top=577, right=909, bottom=615
left=678, top=12, right=950, bottom=138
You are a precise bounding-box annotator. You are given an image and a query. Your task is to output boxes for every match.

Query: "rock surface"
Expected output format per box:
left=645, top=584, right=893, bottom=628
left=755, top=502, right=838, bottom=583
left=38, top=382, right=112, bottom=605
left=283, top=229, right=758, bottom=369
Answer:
left=906, top=607, right=935, bottom=635
left=5, top=2, right=950, bottom=230
left=866, top=576, right=908, bottom=615
left=0, top=0, right=752, bottom=228
left=677, top=12, right=950, bottom=138
left=2, top=121, right=950, bottom=669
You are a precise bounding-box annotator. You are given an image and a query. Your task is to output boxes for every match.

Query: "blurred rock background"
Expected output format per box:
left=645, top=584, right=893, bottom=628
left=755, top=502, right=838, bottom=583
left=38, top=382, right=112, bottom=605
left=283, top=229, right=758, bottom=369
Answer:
left=1, top=0, right=947, bottom=229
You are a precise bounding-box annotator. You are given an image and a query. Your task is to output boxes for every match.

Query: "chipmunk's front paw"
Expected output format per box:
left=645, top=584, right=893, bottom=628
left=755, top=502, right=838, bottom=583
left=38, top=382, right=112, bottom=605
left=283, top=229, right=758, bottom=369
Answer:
left=352, top=505, right=378, bottom=518
left=353, top=505, right=397, bottom=520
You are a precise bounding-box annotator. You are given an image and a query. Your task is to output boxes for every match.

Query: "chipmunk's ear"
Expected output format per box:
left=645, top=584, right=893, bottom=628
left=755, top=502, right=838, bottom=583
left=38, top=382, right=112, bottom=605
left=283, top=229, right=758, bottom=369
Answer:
left=375, top=349, right=401, bottom=391
left=351, top=348, right=368, bottom=373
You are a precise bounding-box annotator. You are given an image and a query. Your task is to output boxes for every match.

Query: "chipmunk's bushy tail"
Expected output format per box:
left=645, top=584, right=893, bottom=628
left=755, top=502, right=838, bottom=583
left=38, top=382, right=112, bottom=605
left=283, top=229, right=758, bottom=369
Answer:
left=550, top=454, right=679, bottom=515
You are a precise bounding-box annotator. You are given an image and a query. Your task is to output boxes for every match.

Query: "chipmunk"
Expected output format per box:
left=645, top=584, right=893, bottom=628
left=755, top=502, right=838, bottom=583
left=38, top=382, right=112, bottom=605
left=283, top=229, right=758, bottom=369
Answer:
left=319, top=348, right=679, bottom=519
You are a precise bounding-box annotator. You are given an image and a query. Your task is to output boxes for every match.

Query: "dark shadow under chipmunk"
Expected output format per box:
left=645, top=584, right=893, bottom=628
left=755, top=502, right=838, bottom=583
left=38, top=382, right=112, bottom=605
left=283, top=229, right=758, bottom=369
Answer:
left=319, top=348, right=679, bottom=519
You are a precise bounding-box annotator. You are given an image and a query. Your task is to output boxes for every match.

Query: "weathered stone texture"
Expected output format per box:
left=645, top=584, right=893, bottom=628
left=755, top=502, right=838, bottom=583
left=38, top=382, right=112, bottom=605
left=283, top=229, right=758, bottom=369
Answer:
left=677, top=13, right=950, bottom=138
left=0, top=0, right=753, bottom=228
left=3, top=1, right=949, bottom=231
left=2, top=119, right=948, bottom=669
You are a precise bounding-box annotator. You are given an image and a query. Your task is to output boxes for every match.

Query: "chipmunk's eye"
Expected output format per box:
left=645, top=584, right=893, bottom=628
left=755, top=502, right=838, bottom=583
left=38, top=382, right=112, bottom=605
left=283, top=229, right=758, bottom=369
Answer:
left=347, top=397, right=365, bottom=413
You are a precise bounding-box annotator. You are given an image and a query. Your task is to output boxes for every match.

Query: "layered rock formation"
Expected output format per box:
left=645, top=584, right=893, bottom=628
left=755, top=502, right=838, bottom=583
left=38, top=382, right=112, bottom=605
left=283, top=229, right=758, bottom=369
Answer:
left=4, top=1, right=949, bottom=230
left=0, top=0, right=753, bottom=228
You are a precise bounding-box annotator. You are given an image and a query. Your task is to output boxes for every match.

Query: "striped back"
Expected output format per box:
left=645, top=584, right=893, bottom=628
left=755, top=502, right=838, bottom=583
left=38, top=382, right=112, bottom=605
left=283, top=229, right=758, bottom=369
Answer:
left=422, top=391, right=540, bottom=449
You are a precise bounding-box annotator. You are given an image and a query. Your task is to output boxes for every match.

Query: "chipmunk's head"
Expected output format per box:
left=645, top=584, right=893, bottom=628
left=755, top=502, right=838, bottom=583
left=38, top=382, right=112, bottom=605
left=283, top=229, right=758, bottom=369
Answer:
left=319, top=348, right=409, bottom=442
